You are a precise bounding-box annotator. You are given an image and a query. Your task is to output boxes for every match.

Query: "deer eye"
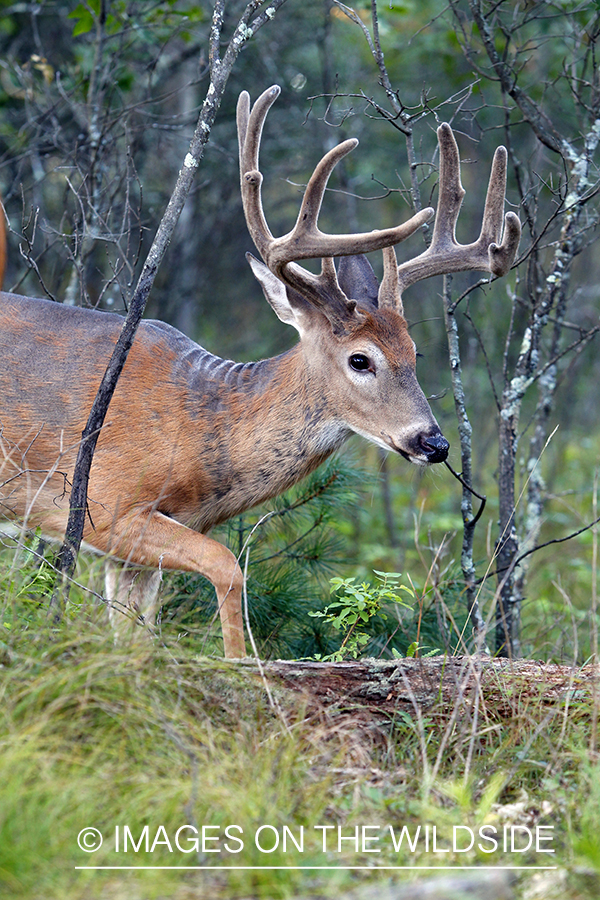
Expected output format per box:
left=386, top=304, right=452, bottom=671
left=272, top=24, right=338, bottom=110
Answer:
left=349, top=353, right=374, bottom=373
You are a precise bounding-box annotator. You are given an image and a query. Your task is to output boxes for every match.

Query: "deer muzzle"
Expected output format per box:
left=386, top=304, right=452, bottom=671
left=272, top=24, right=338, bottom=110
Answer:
left=418, top=431, right=449, bottom=464
left=386, top=428, right=449, bottom=467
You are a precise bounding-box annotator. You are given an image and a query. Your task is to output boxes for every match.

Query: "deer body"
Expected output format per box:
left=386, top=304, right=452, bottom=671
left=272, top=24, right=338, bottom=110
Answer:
left=0, top=86, right=520, bottom=658
left=1, top=295, right=317, bottom=528
left=0, top=288, right=439, bottom=647
left=0, top=287, right=438, bottom=526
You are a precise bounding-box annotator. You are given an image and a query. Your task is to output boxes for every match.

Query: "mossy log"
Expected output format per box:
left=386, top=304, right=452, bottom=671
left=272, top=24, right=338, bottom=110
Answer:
left=237, top=655, right=599, bottom=724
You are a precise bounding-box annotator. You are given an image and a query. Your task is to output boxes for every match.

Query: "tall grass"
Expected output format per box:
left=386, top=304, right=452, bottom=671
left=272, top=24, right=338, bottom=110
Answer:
left=1, top=532, right=599, bottom=899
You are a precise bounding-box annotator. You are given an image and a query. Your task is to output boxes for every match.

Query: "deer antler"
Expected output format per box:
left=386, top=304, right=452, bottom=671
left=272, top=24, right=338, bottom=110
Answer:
left=396, top=123, right=521, bottom=298
left=237, top=85, right=434, bottom=329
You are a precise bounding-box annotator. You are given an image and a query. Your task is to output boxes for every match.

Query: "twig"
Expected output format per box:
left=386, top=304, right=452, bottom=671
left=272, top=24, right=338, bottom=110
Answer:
left=487, top=512, right=600, bottom=583
left=444, top=460, right=487, bottom=528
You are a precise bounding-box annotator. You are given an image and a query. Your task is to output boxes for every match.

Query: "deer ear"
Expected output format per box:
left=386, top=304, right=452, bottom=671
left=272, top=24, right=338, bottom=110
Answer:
left=247, top=253, right=310, bottom=334
left=337, top=254, right=380, bottom=309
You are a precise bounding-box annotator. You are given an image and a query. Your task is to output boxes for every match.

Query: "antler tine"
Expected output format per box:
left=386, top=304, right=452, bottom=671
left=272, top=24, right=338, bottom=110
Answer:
left=281, top=138, right=360, bottom=256
left=237, top=86, right=281, bottom=261
left=429, top=122, right=466, bottom=251
left=236, top=90, right=250, bottom=162
left=396, top=123, right=521, bottom=296
left=489, top=211, right=521, bottom=276
left=238, top=84, right=280, bottom=176
left=478, top=144, right=508, bottom=248
left=475, top=144, right=521, bottom=276
left=268, top=138, right=434, bottom=272
left=377, top=246, right=403, bottom=313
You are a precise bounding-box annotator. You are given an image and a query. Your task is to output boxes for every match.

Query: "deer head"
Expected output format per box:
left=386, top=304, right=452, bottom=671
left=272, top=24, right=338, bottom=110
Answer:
left=237, top=86, right=520, bottom=466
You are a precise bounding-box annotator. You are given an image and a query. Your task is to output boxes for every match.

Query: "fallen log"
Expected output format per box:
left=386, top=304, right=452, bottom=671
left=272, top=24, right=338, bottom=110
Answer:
left=237, top=655, right=599, bottom=724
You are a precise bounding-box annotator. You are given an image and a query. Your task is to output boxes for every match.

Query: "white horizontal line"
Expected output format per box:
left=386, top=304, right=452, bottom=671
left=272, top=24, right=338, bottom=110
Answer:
left=75, top=865, right=558, bottom=871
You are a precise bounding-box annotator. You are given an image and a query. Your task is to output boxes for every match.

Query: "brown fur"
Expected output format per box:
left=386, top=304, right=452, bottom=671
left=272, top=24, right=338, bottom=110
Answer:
left=0, top=285, right=447, bottom=657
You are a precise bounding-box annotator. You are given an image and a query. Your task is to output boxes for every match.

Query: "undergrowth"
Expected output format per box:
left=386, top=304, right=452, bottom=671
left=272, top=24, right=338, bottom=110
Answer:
left=0, top=544, right=599, bottom=900
left=1, top=455, right=599, bottom=899
left=159, top=455, right=473, bottom=661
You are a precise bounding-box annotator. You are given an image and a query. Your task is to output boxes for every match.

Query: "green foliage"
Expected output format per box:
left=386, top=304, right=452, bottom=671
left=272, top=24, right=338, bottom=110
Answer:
left=0, top=551, right=600, bottom=899
left=159, top=454, right=472, bottom=661
left=161, top=454, right=370, bottom=659
left=68, top=0, right=206, bottom=40
left=1, top=542, right=54, bottom=636
left=310, top=571, right=416, bottom=661
left=69, top=2, right=113, bottom=37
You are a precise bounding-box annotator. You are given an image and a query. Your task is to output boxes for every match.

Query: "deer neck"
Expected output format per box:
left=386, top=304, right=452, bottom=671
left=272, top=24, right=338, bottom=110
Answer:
left=181, top=344, right=350, bottom=527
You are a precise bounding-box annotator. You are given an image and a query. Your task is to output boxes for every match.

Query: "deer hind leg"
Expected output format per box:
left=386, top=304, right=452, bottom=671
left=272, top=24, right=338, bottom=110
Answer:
left=103, top=510, right=246, bottom=658
left=105, top=560, right=162, bottom=640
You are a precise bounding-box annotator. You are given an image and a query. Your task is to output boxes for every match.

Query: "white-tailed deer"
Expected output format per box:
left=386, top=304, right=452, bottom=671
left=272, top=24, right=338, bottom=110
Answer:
left=0, top=86, right=520, bottom=657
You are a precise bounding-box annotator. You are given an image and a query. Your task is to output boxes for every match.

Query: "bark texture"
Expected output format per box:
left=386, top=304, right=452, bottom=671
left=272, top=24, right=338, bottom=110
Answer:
left=239, top=655, right=599, bottom=724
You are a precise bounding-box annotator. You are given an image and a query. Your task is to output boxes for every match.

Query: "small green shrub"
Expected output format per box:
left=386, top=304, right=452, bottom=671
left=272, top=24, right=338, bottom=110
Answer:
left=308, top=570, right=440, bottom=661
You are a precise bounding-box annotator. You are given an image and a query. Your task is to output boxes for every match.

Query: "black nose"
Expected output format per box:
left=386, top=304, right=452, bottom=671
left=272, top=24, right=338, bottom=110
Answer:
left=420, top=432, right=449, bottom=464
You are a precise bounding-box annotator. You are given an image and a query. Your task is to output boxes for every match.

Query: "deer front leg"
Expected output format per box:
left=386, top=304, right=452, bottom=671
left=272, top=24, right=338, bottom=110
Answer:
left=102, top=510, right=246, bottom=658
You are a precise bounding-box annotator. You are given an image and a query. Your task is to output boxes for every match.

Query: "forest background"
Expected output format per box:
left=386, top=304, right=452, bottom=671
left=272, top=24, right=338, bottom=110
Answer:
left=0, top=2, right=599, bottom=899
left=2, top=0, right=597, bottom=661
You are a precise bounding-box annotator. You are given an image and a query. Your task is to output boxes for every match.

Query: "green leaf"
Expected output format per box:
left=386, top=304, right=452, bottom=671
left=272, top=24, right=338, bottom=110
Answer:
left=68, top=4, right=95, bottom=36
